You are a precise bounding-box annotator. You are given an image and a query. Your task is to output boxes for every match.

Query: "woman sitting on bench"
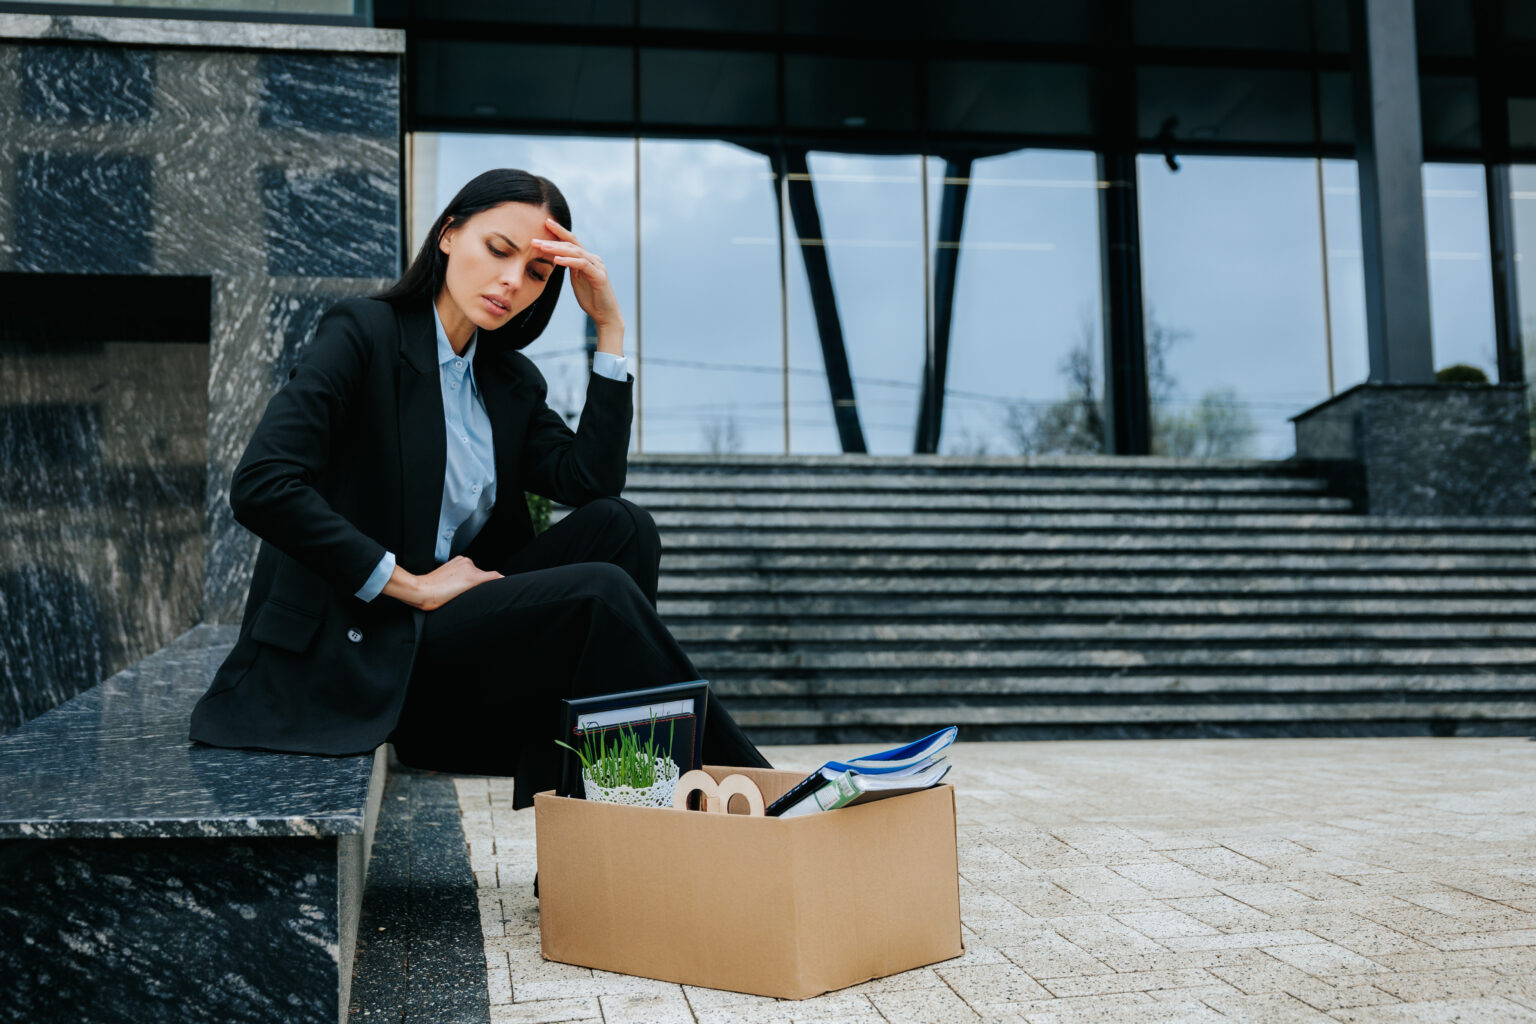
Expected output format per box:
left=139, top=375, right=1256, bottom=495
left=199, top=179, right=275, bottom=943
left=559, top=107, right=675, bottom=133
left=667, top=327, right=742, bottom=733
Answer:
left=189, top=168, right=771, bottom=808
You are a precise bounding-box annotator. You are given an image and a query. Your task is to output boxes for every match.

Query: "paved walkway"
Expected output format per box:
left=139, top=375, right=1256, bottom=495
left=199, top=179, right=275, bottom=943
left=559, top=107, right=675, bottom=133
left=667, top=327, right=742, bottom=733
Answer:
left=455, top=738, right=1536, bottom=1024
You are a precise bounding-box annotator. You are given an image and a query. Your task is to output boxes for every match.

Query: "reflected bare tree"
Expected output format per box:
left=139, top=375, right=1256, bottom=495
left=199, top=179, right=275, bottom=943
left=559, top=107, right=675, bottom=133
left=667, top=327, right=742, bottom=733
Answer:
left=1001, top=306, right=1257, bottom=457
left=702, top=413, right=744, bottom=455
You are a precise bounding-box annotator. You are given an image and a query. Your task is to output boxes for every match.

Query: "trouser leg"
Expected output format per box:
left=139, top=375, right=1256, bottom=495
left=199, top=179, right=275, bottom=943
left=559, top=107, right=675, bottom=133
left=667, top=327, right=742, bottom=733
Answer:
left=500, top=496, right=661, bottom=605
left=389, top=498, right=769, bottom=809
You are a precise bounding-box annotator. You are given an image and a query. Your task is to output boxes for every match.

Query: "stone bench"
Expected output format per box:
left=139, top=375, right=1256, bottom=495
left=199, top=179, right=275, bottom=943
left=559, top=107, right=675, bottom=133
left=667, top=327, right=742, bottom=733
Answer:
left=0, top=625, right=386, bottom=1024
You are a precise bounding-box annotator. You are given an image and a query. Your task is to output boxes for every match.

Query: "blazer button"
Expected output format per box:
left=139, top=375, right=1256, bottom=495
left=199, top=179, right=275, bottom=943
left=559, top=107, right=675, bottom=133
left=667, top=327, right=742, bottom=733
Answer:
left=347, top=628, right=363, bottom=643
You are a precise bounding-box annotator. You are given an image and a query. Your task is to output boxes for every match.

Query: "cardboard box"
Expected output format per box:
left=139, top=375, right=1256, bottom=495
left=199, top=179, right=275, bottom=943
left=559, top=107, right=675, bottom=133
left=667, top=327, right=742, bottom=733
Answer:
left=534, top=765, right=963, bottom=1000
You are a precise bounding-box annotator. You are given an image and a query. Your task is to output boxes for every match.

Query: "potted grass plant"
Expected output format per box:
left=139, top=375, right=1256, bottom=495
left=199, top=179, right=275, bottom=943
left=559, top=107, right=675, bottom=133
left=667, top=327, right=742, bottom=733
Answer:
left=555, top=718, right=680, bottom=808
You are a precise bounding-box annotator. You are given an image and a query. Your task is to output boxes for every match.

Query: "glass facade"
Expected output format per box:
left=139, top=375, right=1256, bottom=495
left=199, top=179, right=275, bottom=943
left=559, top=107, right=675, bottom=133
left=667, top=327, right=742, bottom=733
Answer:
left=415, top=136, right=1520, bottom=457
left=1422, top=163, right=1498, bottom=380
left=416, top=136, right=1111, bottom=455
left=1138, top=155, right=1342, bottom=459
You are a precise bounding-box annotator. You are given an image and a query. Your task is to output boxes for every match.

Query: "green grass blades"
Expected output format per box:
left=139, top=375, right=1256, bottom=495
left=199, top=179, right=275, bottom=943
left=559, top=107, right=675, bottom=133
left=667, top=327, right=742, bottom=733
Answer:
left=554, top=714, right=677, bottom=792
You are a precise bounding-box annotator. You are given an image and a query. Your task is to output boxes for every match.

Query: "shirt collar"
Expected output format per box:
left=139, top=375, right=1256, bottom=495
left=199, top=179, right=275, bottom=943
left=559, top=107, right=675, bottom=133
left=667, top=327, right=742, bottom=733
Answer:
left=431, top=301, right=480, bottom=392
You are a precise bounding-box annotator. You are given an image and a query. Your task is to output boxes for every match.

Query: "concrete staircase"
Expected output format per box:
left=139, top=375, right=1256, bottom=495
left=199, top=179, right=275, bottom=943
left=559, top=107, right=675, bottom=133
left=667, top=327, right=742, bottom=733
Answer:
left=618, top=454, right=1536, bottom=743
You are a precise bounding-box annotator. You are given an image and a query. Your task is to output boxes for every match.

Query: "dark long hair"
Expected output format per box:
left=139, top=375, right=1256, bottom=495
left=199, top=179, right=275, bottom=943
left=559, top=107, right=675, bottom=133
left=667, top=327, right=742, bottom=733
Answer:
left=375, top=168, right=572, bottom=351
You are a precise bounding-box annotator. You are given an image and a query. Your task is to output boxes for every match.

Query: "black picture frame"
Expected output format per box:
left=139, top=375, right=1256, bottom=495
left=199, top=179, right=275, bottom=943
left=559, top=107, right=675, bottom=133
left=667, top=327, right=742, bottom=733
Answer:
left=555, top=680, right=711, bottom=799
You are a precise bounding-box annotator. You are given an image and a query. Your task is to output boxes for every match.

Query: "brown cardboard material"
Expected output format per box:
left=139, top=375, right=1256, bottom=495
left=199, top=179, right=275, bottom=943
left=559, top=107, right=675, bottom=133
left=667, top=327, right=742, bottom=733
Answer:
left=534, top=765, right=963, bottom=1000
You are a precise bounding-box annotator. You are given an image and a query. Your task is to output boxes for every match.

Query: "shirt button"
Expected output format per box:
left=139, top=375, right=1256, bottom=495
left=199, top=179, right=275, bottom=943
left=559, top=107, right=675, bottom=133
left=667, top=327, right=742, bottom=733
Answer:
left=461, top=435, right=469, bottom=444
left=450, top=382, right=459, bottom=390
left=347, top=628, right=363, bottom=643
left=471, top=484, right=480, bottom=493
left=444, top=528, right=454, bottom=537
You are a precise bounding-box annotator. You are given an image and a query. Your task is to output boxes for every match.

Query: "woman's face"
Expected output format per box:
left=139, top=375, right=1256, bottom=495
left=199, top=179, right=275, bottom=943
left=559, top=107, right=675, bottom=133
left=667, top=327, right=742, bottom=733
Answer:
left=437, top=201, right=559, bottom=334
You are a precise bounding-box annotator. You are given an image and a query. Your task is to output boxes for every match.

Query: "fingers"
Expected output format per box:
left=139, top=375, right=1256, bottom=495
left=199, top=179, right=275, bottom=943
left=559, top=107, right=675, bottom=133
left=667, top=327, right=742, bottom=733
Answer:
left=544, top=216, right=577, bottom=242
left=553, top=256, right=602, bottom=278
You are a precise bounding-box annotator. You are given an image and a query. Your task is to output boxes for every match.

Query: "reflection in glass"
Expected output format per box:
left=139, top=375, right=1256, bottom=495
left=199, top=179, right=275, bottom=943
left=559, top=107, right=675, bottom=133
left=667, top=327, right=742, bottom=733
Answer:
left=785, top=153, right=927, bottom=454
left=638, top=140, right=783, bottom=453
left=1319, top=159, right=1369, bottom=392
left=430, top=134, right=638, bottom=448
left=937, top=149, right=1105, bottom=455
left=1511, top=165, right=1536, bottom=448
left=1137, top=155, right=1333, bottom=458
left=1422, top=163, right=1497, bottom=380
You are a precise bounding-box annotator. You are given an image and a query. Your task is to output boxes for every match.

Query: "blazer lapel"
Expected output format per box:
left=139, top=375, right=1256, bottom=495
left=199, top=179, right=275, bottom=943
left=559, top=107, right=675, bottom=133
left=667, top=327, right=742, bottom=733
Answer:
left=395, top=302, right=446, bottom=574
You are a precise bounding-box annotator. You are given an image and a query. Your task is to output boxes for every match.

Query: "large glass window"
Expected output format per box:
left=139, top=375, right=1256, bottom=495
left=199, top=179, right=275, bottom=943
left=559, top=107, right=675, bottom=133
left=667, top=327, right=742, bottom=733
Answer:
left=1320, top=159, right=1370, bottom=393
left=638, top=140, right=783, bottom=453
left=937, top=150, right=1106, bottom=455
left=784, top=153, right=928, bottom=454
left=1138, top=155, right=1335, bottom=458
left=1512, top=165, right=1536, bottom=439
left=1422, top=163, right=1498, bottom=380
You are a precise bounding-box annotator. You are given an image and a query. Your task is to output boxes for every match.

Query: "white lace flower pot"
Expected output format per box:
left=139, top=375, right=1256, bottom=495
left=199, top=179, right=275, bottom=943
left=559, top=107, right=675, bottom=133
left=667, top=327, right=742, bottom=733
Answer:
left=583, top=757, right=680, bottom=808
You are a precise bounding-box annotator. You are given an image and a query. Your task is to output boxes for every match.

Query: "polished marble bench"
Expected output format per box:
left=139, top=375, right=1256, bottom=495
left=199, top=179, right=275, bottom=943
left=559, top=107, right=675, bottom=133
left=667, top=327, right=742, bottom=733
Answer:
left=0, top=624, right=387, bottom=1024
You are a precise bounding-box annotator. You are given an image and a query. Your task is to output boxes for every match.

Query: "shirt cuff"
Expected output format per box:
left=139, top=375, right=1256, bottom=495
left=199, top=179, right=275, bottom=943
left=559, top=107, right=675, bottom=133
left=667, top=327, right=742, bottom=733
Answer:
left=591, top=351, right=627, bottom=382
left=355, top=550, right=396, bottom=603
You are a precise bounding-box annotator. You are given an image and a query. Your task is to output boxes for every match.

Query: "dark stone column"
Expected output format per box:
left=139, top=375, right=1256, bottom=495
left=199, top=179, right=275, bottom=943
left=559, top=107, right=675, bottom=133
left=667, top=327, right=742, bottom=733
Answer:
left=1348, top=0, right=1435, bottom=383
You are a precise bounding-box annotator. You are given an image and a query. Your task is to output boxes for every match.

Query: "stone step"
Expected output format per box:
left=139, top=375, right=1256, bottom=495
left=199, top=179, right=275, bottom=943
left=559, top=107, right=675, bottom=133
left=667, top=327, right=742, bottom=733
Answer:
left=667, top=620, right=1536, bottom=645
left=627, top=453, right=1324, bottom=473
left=657, top=572, right=1536, bottom=596
left=622, top=490, right=1351, bottom=513
left=729, top=700, right=1536, bottom=730
left=630, top=511, right=1536, bottom=533
left=687, top=645, right=1536, bottom=672
left=658, top=551, right=1536, bottom=573
left=623, top=471, right=1337, bottom=495
left=704, top=672, right=1536, bottom=697
left=660, top=596, right=1536, bottom=619
left=649, top=528, right=1536, bottom=553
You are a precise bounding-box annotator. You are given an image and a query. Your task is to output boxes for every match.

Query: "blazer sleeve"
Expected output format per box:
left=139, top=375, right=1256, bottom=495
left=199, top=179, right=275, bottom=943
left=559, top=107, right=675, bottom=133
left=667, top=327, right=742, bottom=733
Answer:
left=229, top=301, right=389, bottom=595
left=517, top=358, right=633, bottom=507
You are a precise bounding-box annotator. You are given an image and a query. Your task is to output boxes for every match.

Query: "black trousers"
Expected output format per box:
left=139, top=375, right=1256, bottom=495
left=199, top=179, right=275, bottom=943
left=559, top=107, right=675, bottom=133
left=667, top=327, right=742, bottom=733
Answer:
left=387, top=497, right=770, bottom=808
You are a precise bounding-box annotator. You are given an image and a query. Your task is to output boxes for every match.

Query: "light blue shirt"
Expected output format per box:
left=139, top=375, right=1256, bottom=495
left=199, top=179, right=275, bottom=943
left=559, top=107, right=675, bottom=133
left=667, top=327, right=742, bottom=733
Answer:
left=354, top=305, right=628, bottom=602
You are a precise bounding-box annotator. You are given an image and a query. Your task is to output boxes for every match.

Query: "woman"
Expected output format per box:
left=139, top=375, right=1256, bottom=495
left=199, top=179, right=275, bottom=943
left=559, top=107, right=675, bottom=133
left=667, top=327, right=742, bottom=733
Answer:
left=189, top=168, right=770, bottom=808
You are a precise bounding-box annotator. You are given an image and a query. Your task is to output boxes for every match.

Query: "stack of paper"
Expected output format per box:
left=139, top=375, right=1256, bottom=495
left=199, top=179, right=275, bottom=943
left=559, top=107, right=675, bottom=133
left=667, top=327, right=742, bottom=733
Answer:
left=766, top=726, right=958, bottom=818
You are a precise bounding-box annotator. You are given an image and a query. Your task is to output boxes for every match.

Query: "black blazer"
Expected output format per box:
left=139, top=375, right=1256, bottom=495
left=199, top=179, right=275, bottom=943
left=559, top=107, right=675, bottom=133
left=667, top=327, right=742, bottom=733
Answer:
left=188, top=296, right=632, bottom=756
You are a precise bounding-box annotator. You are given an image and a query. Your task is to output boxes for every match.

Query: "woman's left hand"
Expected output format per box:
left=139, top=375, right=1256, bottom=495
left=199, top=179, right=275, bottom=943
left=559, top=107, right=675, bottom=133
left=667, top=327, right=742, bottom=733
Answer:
left=533, top=218, right=624, bottom=342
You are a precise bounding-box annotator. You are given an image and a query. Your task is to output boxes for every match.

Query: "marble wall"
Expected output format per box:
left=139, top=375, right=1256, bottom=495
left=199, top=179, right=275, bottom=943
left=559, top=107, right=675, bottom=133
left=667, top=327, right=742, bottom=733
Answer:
left=1293, top=383, right=1533, bottom=516
left=0, top=23, right=402, bottom=731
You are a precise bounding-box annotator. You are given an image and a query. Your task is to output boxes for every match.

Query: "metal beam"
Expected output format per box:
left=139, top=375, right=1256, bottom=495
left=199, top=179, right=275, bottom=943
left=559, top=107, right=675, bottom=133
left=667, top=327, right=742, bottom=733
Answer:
left=1098, top=151, right=1151, bottom=455
left=915, top=157, right=971, bottom=454
left=776, top=148, right=868, bottom=453
left=1348, top=0, right=1435, bottom=383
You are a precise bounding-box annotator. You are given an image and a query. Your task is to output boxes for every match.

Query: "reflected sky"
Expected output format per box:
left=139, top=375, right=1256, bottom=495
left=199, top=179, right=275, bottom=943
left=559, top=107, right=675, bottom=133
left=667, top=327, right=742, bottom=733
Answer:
left=424, top=133, right=1508, bottom=459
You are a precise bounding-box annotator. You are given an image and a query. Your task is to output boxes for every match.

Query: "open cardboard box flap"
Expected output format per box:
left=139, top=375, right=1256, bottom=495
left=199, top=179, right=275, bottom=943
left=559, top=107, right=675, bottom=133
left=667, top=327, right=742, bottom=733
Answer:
left=534, top=765, right=963, bottom=1000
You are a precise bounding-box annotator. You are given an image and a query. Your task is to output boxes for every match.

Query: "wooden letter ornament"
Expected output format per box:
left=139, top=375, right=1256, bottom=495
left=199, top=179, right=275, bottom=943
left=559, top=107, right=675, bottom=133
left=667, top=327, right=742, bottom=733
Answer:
left=671, top=770, right=766, bottom=816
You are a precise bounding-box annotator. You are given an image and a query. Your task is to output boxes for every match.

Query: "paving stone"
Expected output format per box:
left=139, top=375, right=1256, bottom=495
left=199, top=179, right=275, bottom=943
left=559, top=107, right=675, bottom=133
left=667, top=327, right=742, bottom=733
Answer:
left=1165, top=895, right=1276, bottom=930
left=936, top=962, right=1051, bottom=1005
left=599, top=990, right=696, bottom=1024
left=1331, top=997, right=1536, bottom=1023
left=1160, top=929, right=1322, bottom=952
left=998, top=933, right=1116, bottom=980
left=1264, top=941, right=1390, bottom=977
left=864, top=986, right=982, bottom=1023
left=1367, top=967, right=1508, bottom=1002
left=487, top=998, right=601, bottom=1023
left=1199, top=990, right=1345, bottom=1022
left=1108, top=861, right=1222, bottom=898
left=1040, top=967, right=1218, bottom=998
left=1112, top=910, right=1220, bottom=938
